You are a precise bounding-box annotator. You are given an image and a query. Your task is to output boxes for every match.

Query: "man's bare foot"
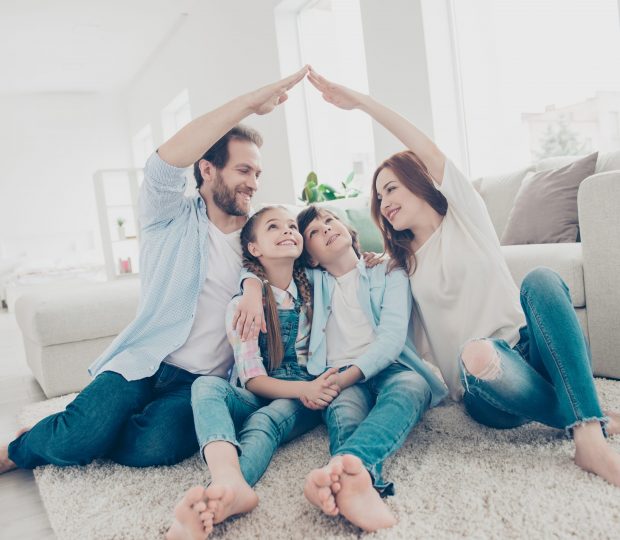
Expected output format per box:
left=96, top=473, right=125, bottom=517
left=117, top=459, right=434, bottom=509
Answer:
left=604, top=411, right=620, bottom=435
left=334, top=454, right=396, bottom=532
left=204, top=474, right=258, bottom=524
left=303, top=456, right=344, bottom=516
left=0, top=427, right=29, bottom=475
left=166, top=486, right=214, bottom=540
left=574, top=421, right=620, bottom=487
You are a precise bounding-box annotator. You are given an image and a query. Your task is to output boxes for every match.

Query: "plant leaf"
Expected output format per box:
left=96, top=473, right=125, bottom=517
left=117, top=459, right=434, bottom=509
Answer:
left=344, top=171, right=355, bottom=186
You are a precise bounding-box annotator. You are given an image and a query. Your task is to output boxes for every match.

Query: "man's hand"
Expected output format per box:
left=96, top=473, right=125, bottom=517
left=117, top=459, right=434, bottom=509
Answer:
left=300, top=368, right=341, bottom=409
left=306, top=66, right=367, bottom=111
left=233, top=279, right=266, bottom=340
left=246, top=65, right=309, bottom=116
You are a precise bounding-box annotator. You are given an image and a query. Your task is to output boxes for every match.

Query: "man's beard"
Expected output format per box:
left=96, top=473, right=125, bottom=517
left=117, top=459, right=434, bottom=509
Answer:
left=212, top=171, right=250, bottom=217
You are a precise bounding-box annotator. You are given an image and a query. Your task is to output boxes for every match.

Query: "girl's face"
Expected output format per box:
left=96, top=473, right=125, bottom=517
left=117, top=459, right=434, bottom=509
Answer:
left=248, top=207, right=303, bottom=261
left=375, top=167, right=428, bottom=231
left=302, top=211, right=353, bottom=267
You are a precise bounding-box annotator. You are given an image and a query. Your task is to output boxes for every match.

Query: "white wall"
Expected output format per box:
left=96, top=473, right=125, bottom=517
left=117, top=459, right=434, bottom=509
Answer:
left=0, top=92, right=131, bottom=261
left=122, top=0, right=298, bottom=205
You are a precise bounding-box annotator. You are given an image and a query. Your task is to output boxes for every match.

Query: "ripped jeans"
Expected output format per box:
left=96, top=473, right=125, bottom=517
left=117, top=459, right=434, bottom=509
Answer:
left=460, top=267, right=607, bottom=435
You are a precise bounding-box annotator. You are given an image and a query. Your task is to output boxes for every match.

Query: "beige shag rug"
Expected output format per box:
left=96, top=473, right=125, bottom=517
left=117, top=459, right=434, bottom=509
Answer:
left=20, top=378, right=620, bottom=540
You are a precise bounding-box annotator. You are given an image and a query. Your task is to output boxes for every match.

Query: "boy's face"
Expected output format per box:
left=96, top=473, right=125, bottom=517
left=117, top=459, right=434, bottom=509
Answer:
left=302, top=211, right=353, bottom=267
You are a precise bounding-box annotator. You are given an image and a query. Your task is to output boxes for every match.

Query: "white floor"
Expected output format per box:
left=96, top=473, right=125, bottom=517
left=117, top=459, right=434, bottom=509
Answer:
left=0, top=310, right=56, bottom=539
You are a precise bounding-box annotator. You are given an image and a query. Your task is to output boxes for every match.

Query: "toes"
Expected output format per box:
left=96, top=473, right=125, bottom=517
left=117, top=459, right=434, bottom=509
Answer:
left=194, top=501, right=207, bottom=513
left=317, top=486, right=332, bottom=503
left=331, top=481, right=341, bottom=494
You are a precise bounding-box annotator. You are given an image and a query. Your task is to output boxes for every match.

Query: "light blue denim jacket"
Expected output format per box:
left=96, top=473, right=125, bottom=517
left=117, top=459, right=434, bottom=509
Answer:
left=89, top=151, right=226, bottom=380
left=242, top=259, right=448, bottom=407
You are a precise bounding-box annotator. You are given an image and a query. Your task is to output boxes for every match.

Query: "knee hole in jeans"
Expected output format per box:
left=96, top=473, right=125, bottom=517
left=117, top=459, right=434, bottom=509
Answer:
left=462, top=340, right=502, bottom=380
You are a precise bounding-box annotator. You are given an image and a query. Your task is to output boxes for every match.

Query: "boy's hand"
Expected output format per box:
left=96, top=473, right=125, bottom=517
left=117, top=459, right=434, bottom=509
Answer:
left=233, top=279, right=266, bottom=340
left=301, top=368, right=340, bottom=409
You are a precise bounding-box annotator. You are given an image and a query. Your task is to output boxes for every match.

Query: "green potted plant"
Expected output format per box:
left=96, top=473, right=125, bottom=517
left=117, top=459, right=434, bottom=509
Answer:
left=299, top=170, right=360, bottom=204
left=116, top=217, right=126, bottom=240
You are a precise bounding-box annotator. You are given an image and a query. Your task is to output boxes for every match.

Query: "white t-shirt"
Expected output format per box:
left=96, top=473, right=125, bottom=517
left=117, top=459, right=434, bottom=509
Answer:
left=410, top=159, right=526, bottom=400
left=165, top=219, right=242, bottom=376
left=325, top=267, right=376, bottom=369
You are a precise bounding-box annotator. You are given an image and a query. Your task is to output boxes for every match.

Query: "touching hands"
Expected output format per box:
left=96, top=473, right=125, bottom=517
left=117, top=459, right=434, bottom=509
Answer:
left=306, top=66, right=368, bottom=110
left=245, top=65, right=309, bottom=116
left=300, top=368, right=341, bottom=410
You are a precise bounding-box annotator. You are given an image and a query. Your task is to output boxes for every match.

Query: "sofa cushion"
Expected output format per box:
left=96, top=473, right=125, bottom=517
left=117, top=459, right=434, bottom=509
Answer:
left=473, top=165, right=534, bottom=239
left=501, top=152, right=598, bottom=245
left=501, top=242, right=584, bottom=308
left=15, top=278, right=140, bottom=346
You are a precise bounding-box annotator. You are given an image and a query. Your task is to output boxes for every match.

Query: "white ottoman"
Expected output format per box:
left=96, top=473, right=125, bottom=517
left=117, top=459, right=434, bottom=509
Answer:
left=14, top=277, right=140, bottom=398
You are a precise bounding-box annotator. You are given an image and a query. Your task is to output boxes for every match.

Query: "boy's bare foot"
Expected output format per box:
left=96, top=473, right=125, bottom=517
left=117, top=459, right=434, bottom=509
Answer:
left=166, top=485, right=214, bottom=540
left=604, top=411, right=620, bottom=435
left=204, top=473, right=258, bottom=524
left=574, top=421, right=620, bottom=487
left=335, top=454, right=396, bottom=532
left=0, top=427, right=30, bottom=474
left=303, top=456, right=344, bottom=516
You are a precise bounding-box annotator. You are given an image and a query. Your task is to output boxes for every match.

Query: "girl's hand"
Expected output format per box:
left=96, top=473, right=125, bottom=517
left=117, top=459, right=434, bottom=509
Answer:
left=301, top=368, right=341, bottom=408
left=246, top=66, right=308, bottom=116
left=300, top=395, right=322, bottom=410
left=233, top=280, right=266, bottom=341
left=362, top=251, right=385, bottom=268
left=307, top=66, right=367, bottom=110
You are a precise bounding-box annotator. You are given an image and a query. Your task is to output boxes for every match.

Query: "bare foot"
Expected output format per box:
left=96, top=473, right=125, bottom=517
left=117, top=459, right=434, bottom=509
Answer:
left=204, top=475, right=258, bottom=524
left=574, top=421, right=620, bottom=487
left=166, top=486, right=214, bottom=540
left=604, top=411, right=620, bottom=435
left=0, top=427, right=29, bottom=475
left=335, top=454, right=396, bottom=532
left=303, top=456, right=344, bottom=516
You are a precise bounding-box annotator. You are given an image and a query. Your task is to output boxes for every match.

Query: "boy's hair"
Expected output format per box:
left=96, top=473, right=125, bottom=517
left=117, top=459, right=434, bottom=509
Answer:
left=296, top=205, right=361, bottom=270
left=193, top=124, right=263, bottom=189
left=239, top=206, right=313, bottom=370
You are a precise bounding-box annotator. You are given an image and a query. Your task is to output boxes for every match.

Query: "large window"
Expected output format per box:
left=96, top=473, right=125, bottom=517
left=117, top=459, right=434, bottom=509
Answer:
left=451, top=0, right=620, bottom=177
left=277, top=0, right=375, bottom=198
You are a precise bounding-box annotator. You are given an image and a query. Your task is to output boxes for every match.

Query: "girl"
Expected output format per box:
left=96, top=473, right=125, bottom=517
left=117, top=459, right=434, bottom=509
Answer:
left=244, top=206, right=447, bottom=532
left=167, top=205, right=339, bottom=540
left=306, top=67, right=620, bottom=488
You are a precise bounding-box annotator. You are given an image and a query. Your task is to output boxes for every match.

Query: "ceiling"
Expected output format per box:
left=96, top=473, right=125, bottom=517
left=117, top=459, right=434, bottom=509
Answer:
left=0, top=0, right=197, bottom=94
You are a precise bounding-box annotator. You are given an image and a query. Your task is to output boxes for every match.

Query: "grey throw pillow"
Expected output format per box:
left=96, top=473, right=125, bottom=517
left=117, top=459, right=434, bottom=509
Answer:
left=501, top=152, right=598, bottom=245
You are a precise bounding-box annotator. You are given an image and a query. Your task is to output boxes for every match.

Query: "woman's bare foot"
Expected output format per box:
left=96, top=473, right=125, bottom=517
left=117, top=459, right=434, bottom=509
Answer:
left=0, top=427, right=30, bottom=474
left=166, top=486, right=214, bottom=540
left=574, top=421, right=620, bottom=487
left=303, top=456, right=344, bottom=516
left=204, top=470, right=259, bottom=524
left=334, top=454, right=396, bottom=532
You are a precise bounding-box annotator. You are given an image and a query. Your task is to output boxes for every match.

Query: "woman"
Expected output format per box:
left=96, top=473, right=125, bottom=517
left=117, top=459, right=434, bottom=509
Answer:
left=306, top=66, right=620, bottom=487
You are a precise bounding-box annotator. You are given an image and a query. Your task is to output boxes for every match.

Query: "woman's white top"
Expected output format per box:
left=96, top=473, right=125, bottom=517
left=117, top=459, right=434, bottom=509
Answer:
left=409, top=159, right=525, bottom=400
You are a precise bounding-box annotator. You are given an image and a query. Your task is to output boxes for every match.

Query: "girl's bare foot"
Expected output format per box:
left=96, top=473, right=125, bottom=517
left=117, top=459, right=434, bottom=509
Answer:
left=204, top=472, right=258, bottom=524
left=334, top=454, right=396, bottom=532
left=166, top=486, right=214, bottom=540
left=303, top=456, right=344, bottom=516
left=574, top=421, right=620, bottom=487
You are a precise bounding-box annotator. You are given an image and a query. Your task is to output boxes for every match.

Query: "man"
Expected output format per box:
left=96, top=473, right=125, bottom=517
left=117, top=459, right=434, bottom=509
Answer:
left=0, top=66, right=308, bottom=473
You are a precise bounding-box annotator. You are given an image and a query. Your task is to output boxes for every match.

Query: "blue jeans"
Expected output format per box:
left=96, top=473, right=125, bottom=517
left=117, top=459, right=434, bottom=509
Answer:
left=460, top=267, right=606, bottom=434
left=191, top=377, right=320, bottom=486
left=8, top=363, right=200, bottom=468
left=323, top=362, right=432, bottom=496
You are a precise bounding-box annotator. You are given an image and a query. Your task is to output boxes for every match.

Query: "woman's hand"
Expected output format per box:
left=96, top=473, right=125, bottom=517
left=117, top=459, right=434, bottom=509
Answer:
left=307, top=66, right=368, bottom=110
left=362, top=251, right=386, bottom=268
left=300, top=368, right=341, bottom=409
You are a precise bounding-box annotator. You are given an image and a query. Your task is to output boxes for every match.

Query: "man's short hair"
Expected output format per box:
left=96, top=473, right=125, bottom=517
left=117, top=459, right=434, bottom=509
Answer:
left=193, top=124, right=263, bottom=189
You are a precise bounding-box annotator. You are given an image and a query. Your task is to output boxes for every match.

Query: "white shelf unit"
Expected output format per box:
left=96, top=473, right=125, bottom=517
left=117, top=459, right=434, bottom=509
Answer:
left=93, top=169, right=142, bottom=280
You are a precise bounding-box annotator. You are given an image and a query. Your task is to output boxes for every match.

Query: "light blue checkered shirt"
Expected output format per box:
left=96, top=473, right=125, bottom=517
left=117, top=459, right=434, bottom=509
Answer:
left=89, top=151, right=227, bottom=380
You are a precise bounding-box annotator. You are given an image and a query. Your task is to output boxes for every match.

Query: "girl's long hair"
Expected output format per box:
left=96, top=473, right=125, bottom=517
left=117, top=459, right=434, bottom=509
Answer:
left=370, top=151, right=448, bottom=275
left=240, top=206, right=313, bottom=370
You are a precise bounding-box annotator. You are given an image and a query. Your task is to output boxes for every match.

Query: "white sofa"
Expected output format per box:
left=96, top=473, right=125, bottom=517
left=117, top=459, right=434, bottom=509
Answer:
left=14, top=152, right=620, bottom=398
